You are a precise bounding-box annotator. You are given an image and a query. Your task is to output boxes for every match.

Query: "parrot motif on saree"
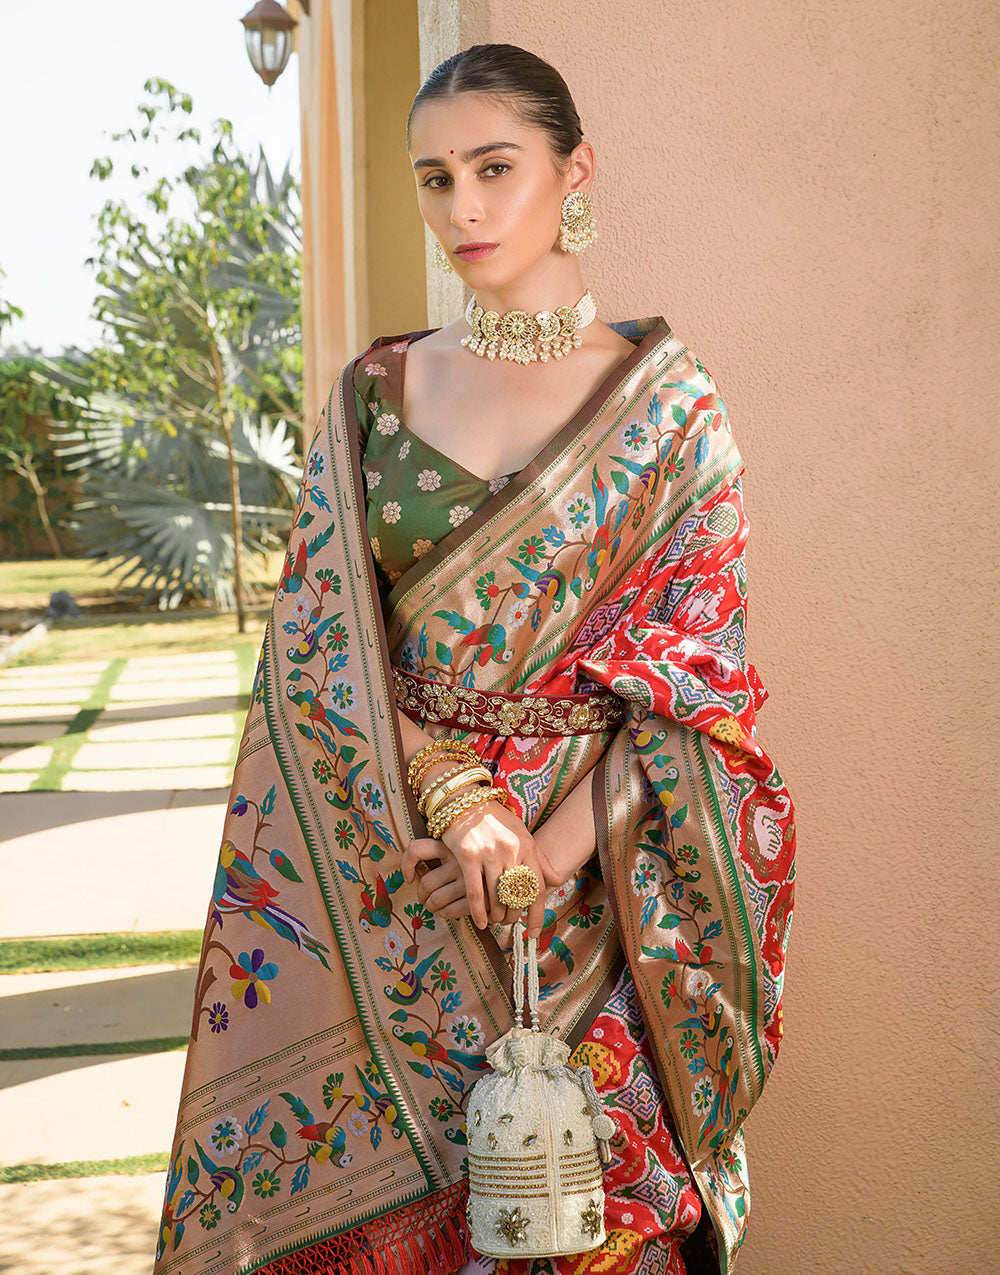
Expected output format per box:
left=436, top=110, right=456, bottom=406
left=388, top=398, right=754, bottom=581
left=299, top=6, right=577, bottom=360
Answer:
left=153, top=314, right=796, bottom=1275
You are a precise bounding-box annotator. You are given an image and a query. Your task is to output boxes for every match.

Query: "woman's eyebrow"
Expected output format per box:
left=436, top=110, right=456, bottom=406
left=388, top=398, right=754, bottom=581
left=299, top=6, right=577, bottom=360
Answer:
left=412, top=142, right=524, bottom=171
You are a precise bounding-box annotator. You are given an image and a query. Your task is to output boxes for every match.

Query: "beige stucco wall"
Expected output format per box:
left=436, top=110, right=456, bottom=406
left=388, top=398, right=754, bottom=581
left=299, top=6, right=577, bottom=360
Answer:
left=298, top=0, right=998, bottom=1268
left=467, top=1, right=997, bottom=1270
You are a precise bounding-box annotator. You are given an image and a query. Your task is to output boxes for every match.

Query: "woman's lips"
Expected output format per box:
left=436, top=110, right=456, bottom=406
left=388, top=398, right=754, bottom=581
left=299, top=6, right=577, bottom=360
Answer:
left=454, top=243, right=498, bottom=262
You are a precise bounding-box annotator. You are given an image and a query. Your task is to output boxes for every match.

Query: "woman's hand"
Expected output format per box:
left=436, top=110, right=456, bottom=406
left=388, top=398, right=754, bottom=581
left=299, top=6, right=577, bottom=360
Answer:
left=531, top=818, right=599, bottom=887
left=519, top=760, right=602, bottom=888
left=406, top=829, right=564, bottom=929
left=401, top=799, right=556, bottom=937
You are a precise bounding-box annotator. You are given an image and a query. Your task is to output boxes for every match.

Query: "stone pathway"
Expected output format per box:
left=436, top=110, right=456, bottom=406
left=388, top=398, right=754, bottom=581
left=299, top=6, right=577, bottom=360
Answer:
left=0, top=651, right=246, bottom=792
left=0, top=962, right=194, bottom=1273
left=0, top=649, right=251, bottom=1272
left=0, top=789, right=227, bottom=937
left=0, top=1174, right=169, bottom=1275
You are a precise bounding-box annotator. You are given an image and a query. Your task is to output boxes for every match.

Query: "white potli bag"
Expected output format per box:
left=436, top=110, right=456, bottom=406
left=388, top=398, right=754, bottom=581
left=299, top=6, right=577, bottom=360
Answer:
left=465, top=917, right=618, bottom=1258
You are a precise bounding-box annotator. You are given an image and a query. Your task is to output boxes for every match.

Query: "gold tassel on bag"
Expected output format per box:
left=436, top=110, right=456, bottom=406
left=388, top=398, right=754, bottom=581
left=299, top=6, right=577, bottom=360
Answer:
left=465, top=918, right=618, bottom=1258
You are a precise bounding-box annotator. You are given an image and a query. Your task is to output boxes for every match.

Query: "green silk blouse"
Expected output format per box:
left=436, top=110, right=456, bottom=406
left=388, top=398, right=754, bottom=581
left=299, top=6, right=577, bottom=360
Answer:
left=352, top=338, right=516, bottom=600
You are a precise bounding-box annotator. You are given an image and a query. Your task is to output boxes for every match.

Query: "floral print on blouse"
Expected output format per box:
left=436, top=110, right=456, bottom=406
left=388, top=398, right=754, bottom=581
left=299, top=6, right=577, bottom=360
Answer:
left=353, top=342, right=516, bottom=599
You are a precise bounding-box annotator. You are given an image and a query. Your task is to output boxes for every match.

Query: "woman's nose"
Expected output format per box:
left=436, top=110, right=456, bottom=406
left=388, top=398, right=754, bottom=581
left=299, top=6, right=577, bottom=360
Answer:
left=449, top=178, right=484, bottom=229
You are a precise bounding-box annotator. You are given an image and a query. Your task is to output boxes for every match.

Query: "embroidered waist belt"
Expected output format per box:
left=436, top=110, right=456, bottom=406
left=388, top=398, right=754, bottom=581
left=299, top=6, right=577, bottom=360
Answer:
left=391, top=667, right=626, bottom=737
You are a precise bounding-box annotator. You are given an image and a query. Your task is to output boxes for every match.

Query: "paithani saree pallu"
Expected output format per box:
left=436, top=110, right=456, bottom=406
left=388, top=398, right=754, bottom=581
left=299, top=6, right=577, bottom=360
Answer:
left=153, top=315, right=797, bottom=1275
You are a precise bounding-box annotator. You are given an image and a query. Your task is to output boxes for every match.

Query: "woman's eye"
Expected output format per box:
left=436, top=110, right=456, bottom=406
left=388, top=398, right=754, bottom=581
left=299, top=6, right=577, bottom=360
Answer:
left=422, top=163, right=510, bottom=189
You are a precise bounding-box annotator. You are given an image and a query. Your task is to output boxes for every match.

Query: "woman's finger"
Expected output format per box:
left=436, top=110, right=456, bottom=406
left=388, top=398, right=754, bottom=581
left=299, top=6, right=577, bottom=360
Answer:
left=486, top=875, right=508, bottom=925
left=401, top=838, right=446, bottom=883
left=461, top=861, right=489, bottom=930
left=534, top=844, right=565, bottom=888
left=523, top=873, right=548, bottom=937
left=439, top=895, right=474, bottom=919
left=424, top=877, right=467, bottom=913
left=415, top=862, right=457, bottom=900
left=486, top=857, right=547, bottom=930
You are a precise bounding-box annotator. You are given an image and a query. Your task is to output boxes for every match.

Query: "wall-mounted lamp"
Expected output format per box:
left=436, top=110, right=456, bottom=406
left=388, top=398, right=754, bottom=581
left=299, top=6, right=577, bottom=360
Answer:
left=240, top=1, right=309, bottom=87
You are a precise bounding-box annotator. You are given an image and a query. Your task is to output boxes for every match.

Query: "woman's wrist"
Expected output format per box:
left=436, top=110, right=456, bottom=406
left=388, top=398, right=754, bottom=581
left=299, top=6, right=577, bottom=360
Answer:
left=532, top=768, right=599, bottom=884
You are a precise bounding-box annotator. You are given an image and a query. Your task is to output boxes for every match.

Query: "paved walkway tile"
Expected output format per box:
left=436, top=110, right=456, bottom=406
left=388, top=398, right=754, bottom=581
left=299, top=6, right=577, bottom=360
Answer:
left=0, top=722, right=69, bottom=744
left=0, top=650, right=249, bottom=791
left=72, top=738, right=233, bottom=771
left=115, top=662, right=236, bottom=682
left=0, top=667, right=107, bottom=686
left=0, top=647, right=253, bottom=1269
left=125, top=651, right=237, bottom=668
left=0, top=745, right=54, bottom=771
left=0, top=773, right=36, bottom=792
left=0, top=703, right=77, bottom=723
left=88, top=713, right=236, bottom=743
left=0, top=686, right=95, bottom=705
left=71, top=766, right=234, bottom=792
left=0, top=791, right=225, bottom=937
left=0, top=663, right=110, bottom=683
left=0, top=1050, right=186, bottom=1165
left=0, top=1172, right=166, bottom=1275
left=108, top=679, right=240, bottom=702
left=0, top=965, right=197, bottom=1050
left=93, top=696, right=242, bottom=720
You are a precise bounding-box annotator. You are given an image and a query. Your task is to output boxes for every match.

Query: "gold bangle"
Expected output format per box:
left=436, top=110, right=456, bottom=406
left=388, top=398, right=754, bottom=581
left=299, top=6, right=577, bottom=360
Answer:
left=419, top=764, right=492, bottom=808
left=410, top=744, right=479, bottom=795
left=408, top=746, right=479, bottom=795
left=406, top=738, right=478, bottom=789
left=413, top=763, right=475, bottom=814
left=427, top=785, right=507, bottom=840
left=421, top=767, right=493, bottom=820
left=424, top=779, right=490, bottom=825
left=408, top=743, right=476, bottom=791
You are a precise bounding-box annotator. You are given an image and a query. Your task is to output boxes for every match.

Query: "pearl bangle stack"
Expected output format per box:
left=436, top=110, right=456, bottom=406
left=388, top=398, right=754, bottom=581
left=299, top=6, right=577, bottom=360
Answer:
left=406, top=738, right=511, bottom=838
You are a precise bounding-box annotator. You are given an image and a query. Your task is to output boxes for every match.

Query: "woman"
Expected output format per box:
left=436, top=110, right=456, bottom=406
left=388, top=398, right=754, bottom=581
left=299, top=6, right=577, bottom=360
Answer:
left=153, top=43, right=796, bottom=1275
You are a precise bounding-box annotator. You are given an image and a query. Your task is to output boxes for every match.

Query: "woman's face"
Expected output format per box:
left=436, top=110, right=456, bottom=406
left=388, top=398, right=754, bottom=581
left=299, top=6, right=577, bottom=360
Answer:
left=408, top=93, right=585, bottom=285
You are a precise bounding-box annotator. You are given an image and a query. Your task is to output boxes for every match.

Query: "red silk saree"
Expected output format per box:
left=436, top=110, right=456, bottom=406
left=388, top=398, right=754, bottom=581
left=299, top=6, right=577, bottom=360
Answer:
left=153, top=315, right=796, bottom=1275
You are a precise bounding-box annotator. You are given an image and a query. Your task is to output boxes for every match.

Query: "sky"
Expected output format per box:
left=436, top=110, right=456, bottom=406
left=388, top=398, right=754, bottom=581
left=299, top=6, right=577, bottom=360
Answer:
left=0, top=0, right=301, bottom=357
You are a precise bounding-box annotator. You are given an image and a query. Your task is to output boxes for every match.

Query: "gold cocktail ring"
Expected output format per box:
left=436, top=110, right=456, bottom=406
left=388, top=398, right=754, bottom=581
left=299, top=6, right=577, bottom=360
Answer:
left=495, top=864, right=540, bottom=911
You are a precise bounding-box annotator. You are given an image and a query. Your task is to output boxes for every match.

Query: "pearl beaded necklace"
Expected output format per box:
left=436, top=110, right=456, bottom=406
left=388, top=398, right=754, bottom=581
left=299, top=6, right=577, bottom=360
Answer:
left=461, top=290, right=598, bottom=364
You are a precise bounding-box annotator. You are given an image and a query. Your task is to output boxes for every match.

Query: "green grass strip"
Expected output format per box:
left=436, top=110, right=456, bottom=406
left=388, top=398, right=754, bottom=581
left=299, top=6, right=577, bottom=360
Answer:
left=0, top=1152, right=169, bottom=1183
left=0, top=930, right=203, bottom=973
left=30, top=656, right=127, bottom=791
left=0, top=1035, right=189, bottom=1061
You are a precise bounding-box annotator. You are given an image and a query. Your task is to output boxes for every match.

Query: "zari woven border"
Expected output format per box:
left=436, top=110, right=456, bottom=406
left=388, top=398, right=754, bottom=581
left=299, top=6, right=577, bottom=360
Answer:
left=390, top=666, right=626, bottom=736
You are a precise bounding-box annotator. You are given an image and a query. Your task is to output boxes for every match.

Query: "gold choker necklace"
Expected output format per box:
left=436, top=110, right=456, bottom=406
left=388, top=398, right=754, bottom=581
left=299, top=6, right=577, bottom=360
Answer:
left=461, top=289, right=598, bottom=363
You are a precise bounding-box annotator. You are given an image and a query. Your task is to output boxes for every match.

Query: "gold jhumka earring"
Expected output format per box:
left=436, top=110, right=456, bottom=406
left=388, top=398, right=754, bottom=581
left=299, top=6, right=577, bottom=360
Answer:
left=432, top=240, right=453, bottom=273
left=558, top=190, right=598, bottom=254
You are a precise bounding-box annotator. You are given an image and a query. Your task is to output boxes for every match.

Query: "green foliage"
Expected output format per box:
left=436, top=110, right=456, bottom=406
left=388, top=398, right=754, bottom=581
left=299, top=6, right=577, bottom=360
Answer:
left=0, top=347, right=80, bottom=557
left=48, top=78, right=304, bottom=611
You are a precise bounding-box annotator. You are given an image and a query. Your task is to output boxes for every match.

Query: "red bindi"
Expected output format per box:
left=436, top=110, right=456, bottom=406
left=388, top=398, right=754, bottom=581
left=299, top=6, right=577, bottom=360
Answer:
left=449, top=149, right=454, bottom=154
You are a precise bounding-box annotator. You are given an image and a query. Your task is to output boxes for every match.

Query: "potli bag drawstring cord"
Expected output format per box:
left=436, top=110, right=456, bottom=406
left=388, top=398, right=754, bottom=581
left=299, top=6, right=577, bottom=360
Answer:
left=512, top=918, right=617, bottom=1165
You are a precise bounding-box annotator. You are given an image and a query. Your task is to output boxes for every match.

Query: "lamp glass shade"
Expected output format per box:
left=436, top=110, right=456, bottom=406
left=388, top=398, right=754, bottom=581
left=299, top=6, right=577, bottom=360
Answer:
left=244, top=28, right=292, bottom=84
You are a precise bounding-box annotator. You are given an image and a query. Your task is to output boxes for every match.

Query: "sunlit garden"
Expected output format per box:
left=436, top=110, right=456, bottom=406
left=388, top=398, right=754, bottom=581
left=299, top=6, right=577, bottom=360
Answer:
left=1, top=78, right=303, bottom=672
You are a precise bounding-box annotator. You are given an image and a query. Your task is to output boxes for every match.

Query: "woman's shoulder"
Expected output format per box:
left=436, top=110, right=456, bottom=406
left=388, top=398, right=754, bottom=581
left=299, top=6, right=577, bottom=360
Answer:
left=352, top=336, right=400, bottom=394
left=350, top=334, right=415, bottom=449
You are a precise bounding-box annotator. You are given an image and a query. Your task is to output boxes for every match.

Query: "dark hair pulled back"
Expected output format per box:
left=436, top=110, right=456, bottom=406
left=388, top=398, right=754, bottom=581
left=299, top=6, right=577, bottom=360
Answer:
left=406, top=43, right=584, bottom=170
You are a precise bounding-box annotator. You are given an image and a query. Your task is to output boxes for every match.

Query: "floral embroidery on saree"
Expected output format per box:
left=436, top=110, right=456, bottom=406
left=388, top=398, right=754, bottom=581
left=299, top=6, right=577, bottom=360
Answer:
left=153, top=316, right=795, bottom=1275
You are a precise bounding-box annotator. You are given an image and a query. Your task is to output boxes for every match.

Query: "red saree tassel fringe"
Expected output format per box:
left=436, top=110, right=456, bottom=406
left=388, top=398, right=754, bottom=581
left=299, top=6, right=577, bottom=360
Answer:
left=256, top=1178, right=470, bottom=1275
